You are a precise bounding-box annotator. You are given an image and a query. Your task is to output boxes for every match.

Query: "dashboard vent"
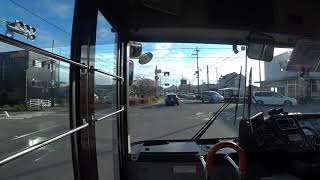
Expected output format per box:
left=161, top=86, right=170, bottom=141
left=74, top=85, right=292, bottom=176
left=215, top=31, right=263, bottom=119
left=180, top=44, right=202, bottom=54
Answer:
left=276, top=118, right=297, bottom=130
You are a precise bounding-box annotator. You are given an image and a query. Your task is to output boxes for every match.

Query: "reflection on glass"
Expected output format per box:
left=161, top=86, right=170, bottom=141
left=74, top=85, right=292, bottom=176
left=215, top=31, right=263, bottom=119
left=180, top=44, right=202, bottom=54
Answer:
left=96, top=117, right=119, bottom=180
left=94, top=71, right=117, bottom=119
left=0, top=42, right=70, bottom=158
left=94, top=11, right=119, bottom=180
left=95, top=11, right=116, bottom=73
left=0, top=138, right=74, bottom=180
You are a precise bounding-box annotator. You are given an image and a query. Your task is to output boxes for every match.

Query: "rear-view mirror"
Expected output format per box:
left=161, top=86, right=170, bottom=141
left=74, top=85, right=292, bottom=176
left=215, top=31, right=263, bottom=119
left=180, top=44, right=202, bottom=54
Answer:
left=129, top=41, right=142, bottom=59
left=246, top=32, right=275, bottom=62
left=247, top=43, right=274, bottom=61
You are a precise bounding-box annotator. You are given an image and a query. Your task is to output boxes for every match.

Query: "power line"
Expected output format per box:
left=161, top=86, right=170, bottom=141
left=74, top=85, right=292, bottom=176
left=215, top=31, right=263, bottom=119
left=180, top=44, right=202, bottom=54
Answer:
left=8, top=0, right=70, bottom=35
left=207, top=53, right=237, bottom=68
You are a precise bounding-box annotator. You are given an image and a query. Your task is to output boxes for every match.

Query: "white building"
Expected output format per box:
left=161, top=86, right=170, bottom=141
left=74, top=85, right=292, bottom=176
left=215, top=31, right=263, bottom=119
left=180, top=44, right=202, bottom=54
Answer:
left=261, top=51, right=320, bottom=101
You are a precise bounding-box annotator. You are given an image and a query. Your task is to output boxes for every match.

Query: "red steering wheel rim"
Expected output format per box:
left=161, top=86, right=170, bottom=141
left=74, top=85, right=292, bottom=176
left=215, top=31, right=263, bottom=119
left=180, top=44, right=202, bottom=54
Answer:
left=205, top=141, right=247, bottom=173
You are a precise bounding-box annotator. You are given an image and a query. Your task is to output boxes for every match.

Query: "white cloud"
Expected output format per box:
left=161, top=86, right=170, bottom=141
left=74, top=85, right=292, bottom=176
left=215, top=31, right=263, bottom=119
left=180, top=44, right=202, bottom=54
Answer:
left=49, top=1, right=74, bottom=19
left=149, top=43, right=173, bottom=58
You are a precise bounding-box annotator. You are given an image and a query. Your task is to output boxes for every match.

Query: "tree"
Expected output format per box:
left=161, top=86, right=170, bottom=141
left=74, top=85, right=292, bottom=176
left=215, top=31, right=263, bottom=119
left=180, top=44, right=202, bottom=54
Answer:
left=130, top=77, right=156, bottom=97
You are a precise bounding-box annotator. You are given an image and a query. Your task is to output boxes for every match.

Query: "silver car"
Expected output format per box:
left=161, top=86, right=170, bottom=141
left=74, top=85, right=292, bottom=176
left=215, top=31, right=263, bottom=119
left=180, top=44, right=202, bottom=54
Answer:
left=253, top=91, right=297, bottom=106
left=200, top=91, right=224, bottom=103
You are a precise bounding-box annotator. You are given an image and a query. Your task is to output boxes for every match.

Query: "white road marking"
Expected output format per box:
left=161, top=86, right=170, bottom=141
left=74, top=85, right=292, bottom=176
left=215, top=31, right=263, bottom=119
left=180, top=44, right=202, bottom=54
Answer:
left=0, top=117, right=25, bottom=120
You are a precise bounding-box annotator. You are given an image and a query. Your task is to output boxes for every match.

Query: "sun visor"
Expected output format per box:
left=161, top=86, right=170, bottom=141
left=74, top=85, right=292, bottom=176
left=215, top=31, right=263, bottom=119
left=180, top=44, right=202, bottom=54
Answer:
left=286, top=39, right=320, bottom=72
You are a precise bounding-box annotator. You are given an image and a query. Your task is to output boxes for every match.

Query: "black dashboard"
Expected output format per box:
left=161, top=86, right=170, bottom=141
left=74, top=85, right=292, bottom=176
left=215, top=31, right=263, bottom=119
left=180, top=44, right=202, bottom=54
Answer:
left=239, top=112, right=320, bottom=153
left=238, top=111, right=320, bottom=179
left=128, top=110, right=320, bottom=180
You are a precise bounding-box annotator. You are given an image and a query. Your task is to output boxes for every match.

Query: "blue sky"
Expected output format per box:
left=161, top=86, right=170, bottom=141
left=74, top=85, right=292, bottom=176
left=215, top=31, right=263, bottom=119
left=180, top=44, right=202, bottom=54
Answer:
left=0, top=0, right=292, bottom=87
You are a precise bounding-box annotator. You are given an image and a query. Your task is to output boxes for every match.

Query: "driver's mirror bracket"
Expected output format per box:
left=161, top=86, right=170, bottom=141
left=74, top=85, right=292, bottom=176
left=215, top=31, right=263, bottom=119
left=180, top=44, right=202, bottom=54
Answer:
left=129, top=60, right=134, bottom=86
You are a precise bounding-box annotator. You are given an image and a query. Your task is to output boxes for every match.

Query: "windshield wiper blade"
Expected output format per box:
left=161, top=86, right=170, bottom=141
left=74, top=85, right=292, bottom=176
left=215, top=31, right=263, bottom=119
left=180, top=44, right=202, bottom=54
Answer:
left=234, top=66, right=242, bottom=126
left=192, top=96, right=236, bottom=140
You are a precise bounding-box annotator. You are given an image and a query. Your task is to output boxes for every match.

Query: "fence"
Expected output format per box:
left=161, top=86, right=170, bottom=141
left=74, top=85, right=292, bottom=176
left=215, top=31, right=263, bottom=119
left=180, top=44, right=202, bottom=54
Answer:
left=29, top=99, right=51, bottom=107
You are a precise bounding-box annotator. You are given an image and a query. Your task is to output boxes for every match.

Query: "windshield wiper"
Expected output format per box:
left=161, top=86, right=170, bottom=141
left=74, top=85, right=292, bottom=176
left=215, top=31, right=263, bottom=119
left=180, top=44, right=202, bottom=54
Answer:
left=192, top=66, right=244, bottom=140
left=192, top=95, right=236, bottom=140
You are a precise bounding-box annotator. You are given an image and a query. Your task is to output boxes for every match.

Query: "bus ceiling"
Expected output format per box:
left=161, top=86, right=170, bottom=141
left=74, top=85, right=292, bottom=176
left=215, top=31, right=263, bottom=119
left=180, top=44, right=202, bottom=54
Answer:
left=100, top=0, right=320, bottom=46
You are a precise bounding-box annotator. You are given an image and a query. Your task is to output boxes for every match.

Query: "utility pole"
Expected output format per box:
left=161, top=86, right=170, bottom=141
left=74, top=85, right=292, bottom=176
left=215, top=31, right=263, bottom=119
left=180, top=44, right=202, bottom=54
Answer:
left=192, top=48, right=200, bottom=97
left=50, top=40, right=55, bottom=107
left=155, top=66, right=158, bottom=97
left=216, top=67, right=218, bottom=83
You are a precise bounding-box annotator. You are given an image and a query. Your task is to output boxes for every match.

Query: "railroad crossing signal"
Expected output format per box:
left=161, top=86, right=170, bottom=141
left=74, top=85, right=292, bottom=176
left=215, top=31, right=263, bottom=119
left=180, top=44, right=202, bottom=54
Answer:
left=6, top=20, right=36, bottom=40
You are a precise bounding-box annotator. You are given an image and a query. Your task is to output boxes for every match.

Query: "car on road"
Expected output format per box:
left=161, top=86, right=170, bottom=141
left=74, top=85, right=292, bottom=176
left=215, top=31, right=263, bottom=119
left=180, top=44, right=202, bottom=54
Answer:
left=186, top=93, right=196, bottom=100
left=253, top=91, right=297, bottom=106
left=165, top=94, right=180, bottom=106
left=200, top=91, right=224, bottom=103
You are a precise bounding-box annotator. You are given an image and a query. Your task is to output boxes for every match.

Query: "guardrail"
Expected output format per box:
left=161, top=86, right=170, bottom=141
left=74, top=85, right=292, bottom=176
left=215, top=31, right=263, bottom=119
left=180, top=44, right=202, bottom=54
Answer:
left=29, top=99, right=51, bottom=107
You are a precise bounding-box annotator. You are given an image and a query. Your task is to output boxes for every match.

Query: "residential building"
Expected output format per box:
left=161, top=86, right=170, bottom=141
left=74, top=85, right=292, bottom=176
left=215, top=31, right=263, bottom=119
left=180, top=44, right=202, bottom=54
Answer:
left=261, top=51, right=320, bottom=101
left=0, top=50, right=60, bottom=105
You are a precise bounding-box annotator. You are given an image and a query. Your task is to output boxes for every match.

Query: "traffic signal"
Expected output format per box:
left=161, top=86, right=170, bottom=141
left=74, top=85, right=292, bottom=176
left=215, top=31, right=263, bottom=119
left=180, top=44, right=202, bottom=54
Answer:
left=6, top=20, right=36, bottom=40
left=164, top=72, right=170, bottom=76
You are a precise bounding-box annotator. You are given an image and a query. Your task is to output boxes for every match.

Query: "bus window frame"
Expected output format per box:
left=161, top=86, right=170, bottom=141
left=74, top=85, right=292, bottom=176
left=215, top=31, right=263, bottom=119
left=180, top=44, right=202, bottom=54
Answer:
left=0, top=0, right=127, bottom=180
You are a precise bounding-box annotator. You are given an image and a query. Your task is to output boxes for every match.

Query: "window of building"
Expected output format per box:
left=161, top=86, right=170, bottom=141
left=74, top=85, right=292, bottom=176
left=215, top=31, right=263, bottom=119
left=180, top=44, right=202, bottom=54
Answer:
left=311, top=80, right=320, bottom=92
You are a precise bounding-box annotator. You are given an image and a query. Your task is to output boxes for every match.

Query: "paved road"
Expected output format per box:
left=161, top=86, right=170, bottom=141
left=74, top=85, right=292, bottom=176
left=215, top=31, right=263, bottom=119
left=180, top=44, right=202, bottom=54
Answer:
left=1, top=100, right=320, bottom=179
left=129, top=99, right=244, bottom=143
left=129, top=99, right=320, bottom=143
left=0, top=107, right=117, bottom=180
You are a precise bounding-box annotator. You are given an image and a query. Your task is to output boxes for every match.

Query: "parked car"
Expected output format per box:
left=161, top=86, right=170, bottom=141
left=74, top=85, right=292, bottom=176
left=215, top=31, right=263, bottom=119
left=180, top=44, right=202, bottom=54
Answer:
left=200, top=91, right=224, bottom=103
left=253, top=91, right=297, bottom=106
left=185, top=94, right=196, bottom=100
left=165, top=94, right=180, bottom=106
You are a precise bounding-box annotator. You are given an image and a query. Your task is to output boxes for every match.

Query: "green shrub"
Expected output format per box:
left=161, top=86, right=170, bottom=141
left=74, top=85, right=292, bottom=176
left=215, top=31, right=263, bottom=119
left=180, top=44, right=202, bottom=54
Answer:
left=14, top=103, right=31, bottom=111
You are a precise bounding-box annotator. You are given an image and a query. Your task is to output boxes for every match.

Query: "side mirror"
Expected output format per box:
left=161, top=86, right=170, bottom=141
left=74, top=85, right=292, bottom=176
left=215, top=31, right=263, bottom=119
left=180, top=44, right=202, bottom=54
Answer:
left=129, top=60, right=134, bottom=86
left=139, top=52, right=153, bottom=64
left=129, top=42, right=142, bottom=59
left=246, top=32, right=275, bottom=62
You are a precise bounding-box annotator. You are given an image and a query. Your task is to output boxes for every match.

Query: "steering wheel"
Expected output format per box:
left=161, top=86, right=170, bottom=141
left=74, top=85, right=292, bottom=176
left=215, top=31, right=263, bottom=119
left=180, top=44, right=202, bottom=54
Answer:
left=206, top=141, right=247, bottom=174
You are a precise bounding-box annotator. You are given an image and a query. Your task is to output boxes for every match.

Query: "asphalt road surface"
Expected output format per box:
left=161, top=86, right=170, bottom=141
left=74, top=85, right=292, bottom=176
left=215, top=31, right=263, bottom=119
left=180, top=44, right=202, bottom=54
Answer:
left=129, top=99, right=248, bottom=143
left=129, top=99, right=320, bottom=143
left=0, top=107, right=117, bottom=180
left=1, top=99, right=320, bottom=179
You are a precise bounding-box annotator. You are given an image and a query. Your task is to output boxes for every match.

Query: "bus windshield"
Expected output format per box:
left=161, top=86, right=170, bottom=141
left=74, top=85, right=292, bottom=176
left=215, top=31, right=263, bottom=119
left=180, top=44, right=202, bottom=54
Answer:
left=129, top=42, right=319, bottom=143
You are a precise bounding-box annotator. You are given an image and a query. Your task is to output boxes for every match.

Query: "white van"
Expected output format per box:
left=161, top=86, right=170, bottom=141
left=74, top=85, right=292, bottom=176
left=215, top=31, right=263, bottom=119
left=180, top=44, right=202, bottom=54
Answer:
left=253, top=91, right=297, bottom=106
